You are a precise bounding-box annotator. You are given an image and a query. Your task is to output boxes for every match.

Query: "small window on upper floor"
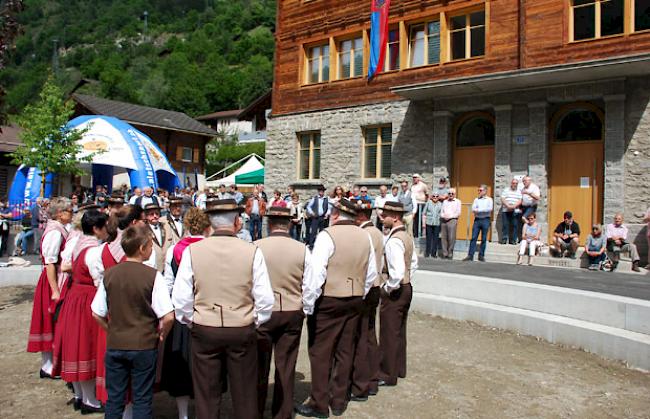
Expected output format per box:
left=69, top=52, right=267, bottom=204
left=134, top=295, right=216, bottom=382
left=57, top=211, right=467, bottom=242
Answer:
left=337, top=36, right=364, bottom=79
left=449, top=10, right=485, bottom=61
left=386, top=28, right=401, bottom=71
left=571, top=0, right=624, bottom=41
left=306, top=43, right=330, bottom=84
left=409, top=20, right=441, bottom=67
left=635, top=0, right=650, bottom=31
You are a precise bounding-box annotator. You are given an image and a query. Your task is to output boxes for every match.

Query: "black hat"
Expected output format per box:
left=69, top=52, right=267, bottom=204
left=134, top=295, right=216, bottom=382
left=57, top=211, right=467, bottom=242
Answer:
left=144, top=203, right=162, bottom=212
left=204, top=198, right=244, bottom=214
left=78, top=201, right=101, bottom=211
left=168, top=196, right=183, bottom=206
left=107, top=193, right=125, bottom=205
left=266, top=206, right=292, bottom=218
left=382, top=201, right=407, bottom=213
left=333, top=198, right=357, bottom=216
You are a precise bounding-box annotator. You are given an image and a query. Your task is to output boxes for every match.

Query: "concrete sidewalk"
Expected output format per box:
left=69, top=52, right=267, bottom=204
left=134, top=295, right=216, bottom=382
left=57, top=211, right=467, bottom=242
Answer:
left=419, top=258, right=650, bottom=301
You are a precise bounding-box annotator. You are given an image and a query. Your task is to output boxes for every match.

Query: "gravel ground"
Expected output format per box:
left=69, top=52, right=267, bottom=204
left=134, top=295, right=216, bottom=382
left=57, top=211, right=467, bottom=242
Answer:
left=1, top=286, right=649, bottom=419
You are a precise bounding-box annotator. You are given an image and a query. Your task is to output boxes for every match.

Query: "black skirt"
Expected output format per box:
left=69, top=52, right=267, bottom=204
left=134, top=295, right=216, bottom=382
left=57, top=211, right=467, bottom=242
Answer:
left=159, top=320, right=194, bottom=397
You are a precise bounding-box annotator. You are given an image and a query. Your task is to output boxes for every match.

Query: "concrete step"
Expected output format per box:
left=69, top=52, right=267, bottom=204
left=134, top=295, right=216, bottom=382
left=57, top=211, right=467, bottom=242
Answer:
left=414, top=271, right=650, bottom=335
left=411, top=271, right=650, bottom=371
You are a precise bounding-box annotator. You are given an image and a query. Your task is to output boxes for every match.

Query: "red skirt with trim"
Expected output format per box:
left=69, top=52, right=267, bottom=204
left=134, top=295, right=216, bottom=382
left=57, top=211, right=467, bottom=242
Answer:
left=27, top=269, right=54, bottom=353
left=52, top=283, right=99, bottom=382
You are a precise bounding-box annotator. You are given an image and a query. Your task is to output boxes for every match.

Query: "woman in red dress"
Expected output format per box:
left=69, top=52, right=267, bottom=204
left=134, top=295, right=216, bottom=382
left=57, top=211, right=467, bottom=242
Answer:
left=53, top=210, right=108, bottom=413
left=87, top=205, right=145, bottom=410
left=27, top=197, right=72, bottom=378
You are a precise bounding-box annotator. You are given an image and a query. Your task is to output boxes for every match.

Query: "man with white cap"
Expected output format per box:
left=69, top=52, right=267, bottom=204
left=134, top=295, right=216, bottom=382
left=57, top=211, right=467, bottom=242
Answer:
left=410, top=174, right=428, bottom=238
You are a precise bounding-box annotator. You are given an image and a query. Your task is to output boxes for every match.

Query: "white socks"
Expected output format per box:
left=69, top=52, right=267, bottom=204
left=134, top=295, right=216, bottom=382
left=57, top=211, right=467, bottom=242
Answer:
left=176, top=396, right=190, bottom=419
left=80, top=380, right=101, bottom=408
left=122, top=403, right=133, bottom=419
left=41, top=352, right=53, bottom=375
left=72, top=382, right=82, bottom=400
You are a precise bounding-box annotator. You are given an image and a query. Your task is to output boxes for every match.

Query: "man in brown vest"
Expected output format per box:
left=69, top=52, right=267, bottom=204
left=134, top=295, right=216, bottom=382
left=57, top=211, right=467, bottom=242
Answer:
left=144, top=203, right=175, bottom=271
left=164, top=196, right=185, bottom=243
left=349, top=198, right=385, bottom=401
left=295, top=198, right=377, bottom=418
left=378, top=201, right=419, bottom=387
left=255, top=206, right=311, bottom=419
left=171, top=198, right=274, bottom=419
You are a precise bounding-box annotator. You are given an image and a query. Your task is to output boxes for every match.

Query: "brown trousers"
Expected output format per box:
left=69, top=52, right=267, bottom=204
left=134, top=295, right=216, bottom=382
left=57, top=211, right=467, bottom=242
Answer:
left=351, top=286, right=381, bottom=396
left=191, top=324, right=258, bottom=419
left=379, top=283, right=413, bottom=385
left=257, top=310, right=304, bottom=419
left=307, top=296, right=363, bottom=412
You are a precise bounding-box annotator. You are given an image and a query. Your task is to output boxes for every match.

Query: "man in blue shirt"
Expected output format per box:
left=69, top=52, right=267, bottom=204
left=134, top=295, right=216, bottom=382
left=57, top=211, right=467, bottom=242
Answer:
left=306, top=185, right=329, bottom=248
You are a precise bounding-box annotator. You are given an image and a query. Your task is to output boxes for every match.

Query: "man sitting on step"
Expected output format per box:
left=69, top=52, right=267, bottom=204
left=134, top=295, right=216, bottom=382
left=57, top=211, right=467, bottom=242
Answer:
left=552, top=211, right=580, bottom=259
left=605, top=213, right=641, bottom=272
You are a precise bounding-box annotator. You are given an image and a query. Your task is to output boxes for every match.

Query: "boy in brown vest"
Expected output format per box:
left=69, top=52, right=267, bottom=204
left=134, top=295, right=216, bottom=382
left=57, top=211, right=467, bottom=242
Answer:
left=91, top=224, right=175, bottom=419
left=171, top=198, right=274, bottom=419
left=378, top=201, right=418, bottom=387
left=350, top=198, right=385, bottom=401
left=296, top=198, right=377, bottom=418
left=255, top=206, right=311, bottom=419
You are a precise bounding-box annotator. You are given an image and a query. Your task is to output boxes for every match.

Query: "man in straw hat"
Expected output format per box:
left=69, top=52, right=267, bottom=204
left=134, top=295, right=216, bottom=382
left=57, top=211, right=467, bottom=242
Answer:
left=143, top=202, right=175, bottom=272
left=255, top=206, right=312, bottom=419
left=172, top=198, right=274, bottom=419
left=295, top=198, right=377, bottom=418
left=164, top=196, right=185, bottom=243
left=349, top=198, right=385, bottom=401
left=378, top=201, right=418, bottom=387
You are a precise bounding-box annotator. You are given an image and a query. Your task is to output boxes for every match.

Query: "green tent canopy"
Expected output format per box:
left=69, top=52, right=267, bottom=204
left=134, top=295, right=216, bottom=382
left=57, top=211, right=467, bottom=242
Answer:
left=235, top=168, right=264, bottom=185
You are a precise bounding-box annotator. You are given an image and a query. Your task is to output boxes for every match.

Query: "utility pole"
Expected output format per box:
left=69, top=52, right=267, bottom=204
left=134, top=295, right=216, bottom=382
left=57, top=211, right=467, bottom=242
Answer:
left=51, top=38, right=59, bottom=75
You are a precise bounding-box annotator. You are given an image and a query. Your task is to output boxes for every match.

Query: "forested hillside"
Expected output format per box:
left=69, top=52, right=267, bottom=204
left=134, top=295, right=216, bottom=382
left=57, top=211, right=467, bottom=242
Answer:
left=1, top=0, right=276, bottom=118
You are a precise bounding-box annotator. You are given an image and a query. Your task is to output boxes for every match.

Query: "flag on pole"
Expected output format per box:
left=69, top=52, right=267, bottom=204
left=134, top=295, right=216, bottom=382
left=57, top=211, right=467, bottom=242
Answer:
left=368, top=0, right=391, bottom=80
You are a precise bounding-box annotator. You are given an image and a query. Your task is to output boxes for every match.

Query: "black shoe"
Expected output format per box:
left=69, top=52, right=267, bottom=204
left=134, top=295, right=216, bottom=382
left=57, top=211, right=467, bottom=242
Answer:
left=478, top=256, right=485, bottom=262
left=632, top=261, right=641, bottom=272
left=294, top=403, right=329, bottom=418
left=500, top=240, right=507, bottom=245
left=39, top=369, right=58, bottom=380
left=80, top=404, right=104, bottom=415
left=378, top=379, right=396, bottom=387
left=331, top=405, right=347, bottom=416
left=611, top=261, right=619, bottom=272
left=462, top=256, right=473, bottom=262
left=349, top=393, right=368, bottom=402
left=368, top=388, right=379, bottom=396
left=67, top=397, right=82, bottom=411
left=568, top=253, right=576, bottom=260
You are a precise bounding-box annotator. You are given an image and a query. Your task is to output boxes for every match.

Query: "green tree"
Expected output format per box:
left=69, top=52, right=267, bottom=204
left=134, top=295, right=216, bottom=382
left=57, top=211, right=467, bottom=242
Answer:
left=11, top=76, right=92, bottom=196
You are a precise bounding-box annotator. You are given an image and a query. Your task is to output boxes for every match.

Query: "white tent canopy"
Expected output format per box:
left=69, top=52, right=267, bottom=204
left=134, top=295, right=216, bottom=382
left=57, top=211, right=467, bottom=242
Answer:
left=206, top=155, right=264, bottom=187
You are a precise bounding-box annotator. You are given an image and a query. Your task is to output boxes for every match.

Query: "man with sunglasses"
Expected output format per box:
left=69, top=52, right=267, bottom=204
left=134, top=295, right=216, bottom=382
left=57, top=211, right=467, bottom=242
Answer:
left=463, top=185, right=493, bottom=262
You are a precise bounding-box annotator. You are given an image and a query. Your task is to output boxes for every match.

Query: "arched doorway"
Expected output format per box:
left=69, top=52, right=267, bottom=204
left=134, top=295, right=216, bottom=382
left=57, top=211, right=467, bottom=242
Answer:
left=452, top=112, right=495, bottom=241
left=549, top=103, right=604, bottom=245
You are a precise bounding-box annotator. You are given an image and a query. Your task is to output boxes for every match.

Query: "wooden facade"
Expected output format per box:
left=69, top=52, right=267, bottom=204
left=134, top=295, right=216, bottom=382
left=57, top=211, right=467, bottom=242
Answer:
left=273, top=0, right=650, bottom=116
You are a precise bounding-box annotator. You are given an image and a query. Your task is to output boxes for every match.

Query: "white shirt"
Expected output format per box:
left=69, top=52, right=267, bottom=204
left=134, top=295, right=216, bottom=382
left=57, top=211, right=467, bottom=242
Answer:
left=128, top=195, right=140, bottom=205
left=41, top=230, right=63, bottom=264
left=150, top=223, right=162, bottom=244
left=374, top=194, right=397, bottom=209
left=170, top=217, right=184, bottom=237
left=86, top=244, right=107, bottom=285
left=140, top=195, right=156, bottom=208
left=172, top=247, right=275, bottom=327
left=501, top=188, right=523, bottom=211
left=60, top=234, right=79, bottom=265
left=521, top=183, right=541, bottom=207
left=195, top=193, right=207, bottom=210
left=384, top=227, right=419, bottom=293
left=302, top=228, right=377, bottom=315
left=472, top=196, right=494, bottom=219
left=162, top=235, right=204, bottom=295
left=91, top=269, right=174, bottom=319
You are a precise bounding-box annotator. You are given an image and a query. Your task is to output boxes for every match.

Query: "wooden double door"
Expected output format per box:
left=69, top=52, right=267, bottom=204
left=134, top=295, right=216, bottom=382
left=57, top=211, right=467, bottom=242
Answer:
left=453, top=146, right=495, bottom=241
left=548, top=141, right=603, bottom=245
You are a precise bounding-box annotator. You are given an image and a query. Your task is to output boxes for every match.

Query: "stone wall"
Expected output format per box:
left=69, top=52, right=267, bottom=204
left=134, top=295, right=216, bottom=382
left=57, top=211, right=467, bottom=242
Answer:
left=266, top=100, right=435, bottom=197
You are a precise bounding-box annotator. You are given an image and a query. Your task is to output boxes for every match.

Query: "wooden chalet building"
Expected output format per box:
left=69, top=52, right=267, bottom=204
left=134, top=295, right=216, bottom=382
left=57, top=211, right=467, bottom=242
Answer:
left=266, top=0, right=650, bottom=255
left=73, top=94, right=217, bottom=189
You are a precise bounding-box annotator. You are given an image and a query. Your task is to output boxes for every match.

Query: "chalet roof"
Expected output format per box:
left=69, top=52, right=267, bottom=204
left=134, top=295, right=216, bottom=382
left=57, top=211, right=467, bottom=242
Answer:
left=0, top=125, right=22, bottom=153
left=72, top=93, right=217, bottom=137
left=239, top=91, right=272, bottom=121
left=195, top=109, right=244, bottom=121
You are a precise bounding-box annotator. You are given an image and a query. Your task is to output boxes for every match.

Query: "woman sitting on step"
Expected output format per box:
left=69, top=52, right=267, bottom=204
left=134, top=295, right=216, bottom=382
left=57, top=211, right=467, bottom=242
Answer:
left=517, top=213, right=542, bottom=266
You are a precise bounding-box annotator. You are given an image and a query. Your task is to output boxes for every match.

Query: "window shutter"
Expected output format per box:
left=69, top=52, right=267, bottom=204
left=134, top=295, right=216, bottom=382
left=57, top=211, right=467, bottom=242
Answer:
left=193, top=147, right=200, bottom=163
left=427, top=22, right=441, bottom=64
left=176, top=146, right=183, bottom=161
